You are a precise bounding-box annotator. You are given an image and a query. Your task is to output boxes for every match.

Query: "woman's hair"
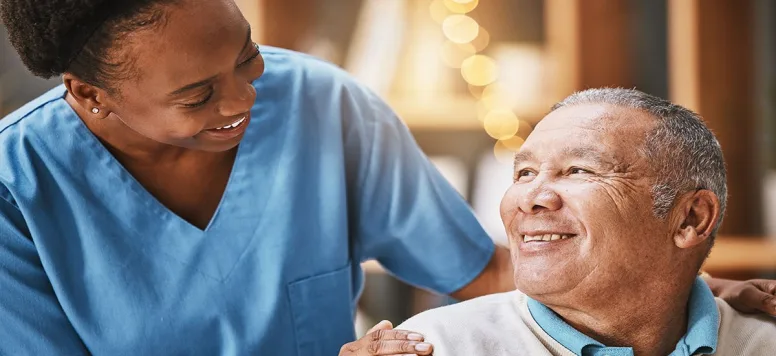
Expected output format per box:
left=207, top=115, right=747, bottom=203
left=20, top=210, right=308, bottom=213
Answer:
left=1, top=0, right=178, bottom=90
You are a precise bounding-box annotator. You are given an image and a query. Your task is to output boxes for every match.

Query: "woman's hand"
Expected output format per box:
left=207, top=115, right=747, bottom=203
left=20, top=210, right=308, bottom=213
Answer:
left=706, top=277, right=776, bottom=316
left=339, top=320, right=434, bottom=356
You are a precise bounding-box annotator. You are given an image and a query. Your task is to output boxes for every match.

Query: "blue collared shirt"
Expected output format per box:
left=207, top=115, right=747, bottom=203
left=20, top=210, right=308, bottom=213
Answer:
left=527, top=277, right=719, bottom=356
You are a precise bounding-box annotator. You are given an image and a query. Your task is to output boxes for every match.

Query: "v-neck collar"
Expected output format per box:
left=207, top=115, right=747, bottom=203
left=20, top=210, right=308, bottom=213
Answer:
left=62, top=93, right=244, bottom=234
left=53, top=86, right=281, bottom=281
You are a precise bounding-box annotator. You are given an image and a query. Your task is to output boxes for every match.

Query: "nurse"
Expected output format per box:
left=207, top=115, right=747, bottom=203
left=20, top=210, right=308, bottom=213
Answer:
left=0, top=0, right=772, bottom=355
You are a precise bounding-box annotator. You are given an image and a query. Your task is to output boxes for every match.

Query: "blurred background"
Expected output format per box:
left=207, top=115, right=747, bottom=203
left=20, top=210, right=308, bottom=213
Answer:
left=2, top=0, right=775, bottom=335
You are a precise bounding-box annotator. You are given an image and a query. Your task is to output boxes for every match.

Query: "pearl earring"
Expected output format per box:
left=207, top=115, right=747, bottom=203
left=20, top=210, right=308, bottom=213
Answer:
left=91, top=107, right=100, bottom=114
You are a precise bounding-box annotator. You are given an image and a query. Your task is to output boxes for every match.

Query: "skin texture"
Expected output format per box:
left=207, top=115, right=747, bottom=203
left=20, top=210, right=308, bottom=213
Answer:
left=64, top=0, right=264, bottom=229
left=500, top=103, right=721, bottom=355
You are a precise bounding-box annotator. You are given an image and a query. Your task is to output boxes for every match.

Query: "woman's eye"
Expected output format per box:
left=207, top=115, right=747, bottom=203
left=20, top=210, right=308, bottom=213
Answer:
left=181, top=90, right=214, bottom=108
left=238, top=43, right=261, bottom=67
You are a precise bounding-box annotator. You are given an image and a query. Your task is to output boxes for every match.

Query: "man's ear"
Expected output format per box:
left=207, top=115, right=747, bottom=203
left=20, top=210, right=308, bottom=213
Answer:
left=673, top=190, right=721, bottom=249
left=63, top=74, right=111, bottom=119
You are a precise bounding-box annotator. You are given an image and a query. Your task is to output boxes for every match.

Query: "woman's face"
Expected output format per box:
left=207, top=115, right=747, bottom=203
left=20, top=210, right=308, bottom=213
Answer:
left=97, top=0, right=265, bottom=152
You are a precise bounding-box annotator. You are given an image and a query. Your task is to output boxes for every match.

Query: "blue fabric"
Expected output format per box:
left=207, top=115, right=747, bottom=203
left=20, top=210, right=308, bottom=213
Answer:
left=0, top=47, right=495, bottom=356
left=527, top=277, right=719, bottom=356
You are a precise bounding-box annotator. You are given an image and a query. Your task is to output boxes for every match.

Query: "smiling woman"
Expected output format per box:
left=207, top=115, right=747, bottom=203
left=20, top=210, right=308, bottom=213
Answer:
left=0, top=0, right=504, bottom=354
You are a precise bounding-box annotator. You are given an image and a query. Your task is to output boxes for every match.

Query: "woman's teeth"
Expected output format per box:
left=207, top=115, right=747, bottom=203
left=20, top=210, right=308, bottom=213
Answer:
left=522, top=234, right=573, bottom=242
left=213, top=117, right=246, bottom=130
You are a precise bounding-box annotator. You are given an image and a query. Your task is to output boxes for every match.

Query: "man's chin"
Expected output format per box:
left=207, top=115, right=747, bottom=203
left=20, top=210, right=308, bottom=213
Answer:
left=514, top=269, right=578, bottom=298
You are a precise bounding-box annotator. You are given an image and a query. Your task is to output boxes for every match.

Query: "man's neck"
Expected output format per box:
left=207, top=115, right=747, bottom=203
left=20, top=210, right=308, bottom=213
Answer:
left=545, top=275, right=695, bottom=355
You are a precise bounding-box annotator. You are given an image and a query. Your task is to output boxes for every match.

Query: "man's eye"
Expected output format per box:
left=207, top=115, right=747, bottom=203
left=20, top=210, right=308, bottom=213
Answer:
left=515, top=169, right=536, bottom=181
left=570, top=167, right=592, bottom=175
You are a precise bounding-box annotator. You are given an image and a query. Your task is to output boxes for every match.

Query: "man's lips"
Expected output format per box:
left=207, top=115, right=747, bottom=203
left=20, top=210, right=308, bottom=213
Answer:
left=520, top=233, right=577, bottom=242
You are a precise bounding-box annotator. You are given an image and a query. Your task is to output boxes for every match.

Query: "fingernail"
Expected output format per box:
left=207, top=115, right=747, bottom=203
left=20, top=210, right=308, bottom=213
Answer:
left=415, top=343, right=431, bottom=352
left=408, top=333, right=424, bottom=341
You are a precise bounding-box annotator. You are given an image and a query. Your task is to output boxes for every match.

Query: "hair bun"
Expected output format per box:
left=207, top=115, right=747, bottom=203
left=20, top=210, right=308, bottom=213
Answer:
left=1, top=0, right=115, bottom=78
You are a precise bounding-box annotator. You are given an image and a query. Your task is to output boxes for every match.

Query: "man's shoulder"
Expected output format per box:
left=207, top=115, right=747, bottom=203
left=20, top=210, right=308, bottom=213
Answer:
left=716, top=297, right=776, bottom=355
left=400, top=291, right=522, bottom=328
left=397, top=292, right=549, bottom=356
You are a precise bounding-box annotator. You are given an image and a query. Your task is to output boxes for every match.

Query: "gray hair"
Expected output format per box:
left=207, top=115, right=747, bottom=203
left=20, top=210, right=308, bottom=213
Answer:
left=551, top=88, right=727, bottom=238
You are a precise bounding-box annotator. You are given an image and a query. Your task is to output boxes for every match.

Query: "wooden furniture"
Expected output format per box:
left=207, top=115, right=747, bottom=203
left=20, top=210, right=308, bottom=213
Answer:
left=669, top=0, right=763, bottom=235
left=704, top=236, right=776, bottom=275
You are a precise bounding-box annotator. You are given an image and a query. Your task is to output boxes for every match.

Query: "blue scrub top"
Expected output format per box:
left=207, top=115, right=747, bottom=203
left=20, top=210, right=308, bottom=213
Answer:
left=0, top=47, right=495, bottom=355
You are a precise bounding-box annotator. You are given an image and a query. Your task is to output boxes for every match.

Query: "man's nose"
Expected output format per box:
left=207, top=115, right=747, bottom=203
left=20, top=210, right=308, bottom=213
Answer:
left=517, top=180, right=562, bottom=214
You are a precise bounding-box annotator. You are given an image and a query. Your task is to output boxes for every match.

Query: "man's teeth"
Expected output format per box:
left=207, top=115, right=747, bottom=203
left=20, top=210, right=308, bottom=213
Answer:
left=214, top=117, right=246, bottom=130
left=522, top=234, right=573, bottom=242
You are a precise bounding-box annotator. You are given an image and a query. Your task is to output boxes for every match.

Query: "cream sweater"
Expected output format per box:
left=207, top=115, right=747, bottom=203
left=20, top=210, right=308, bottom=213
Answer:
left=398, top=291, right=776, bottom=356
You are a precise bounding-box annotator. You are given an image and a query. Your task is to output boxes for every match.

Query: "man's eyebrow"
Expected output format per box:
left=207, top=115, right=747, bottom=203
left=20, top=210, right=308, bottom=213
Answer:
left=513, top=151, right=536, bottom=168
left=562, top=147, right=617, bottom=166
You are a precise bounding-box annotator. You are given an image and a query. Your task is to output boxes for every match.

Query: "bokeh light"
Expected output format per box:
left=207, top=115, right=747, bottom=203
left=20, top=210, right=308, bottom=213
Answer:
left=480, top=83, right=510, bottom=110
left=429, top=0, right=449, bottom=24
left=442, top=15, right=480, bottom=44
left=482, top=109, right=519, bottom=140
left=444, top=0, right=479, bottom=14
left=468, top=84, right=485, bottom=99
left=500, top=134, right=525, bottom=151
left=493, top=140, right=516, bottom=164
left=470, top=27, right=491, bottom=52
left=461, top=55, right=498, bottom=86
left=440, top=41, right=477, bottom=68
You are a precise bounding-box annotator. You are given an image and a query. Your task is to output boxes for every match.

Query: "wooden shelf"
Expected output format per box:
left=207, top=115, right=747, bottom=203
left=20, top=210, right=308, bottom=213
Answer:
left=704, top=236, right=776, bottom=274
left=387, top=95, right=548, bottom=131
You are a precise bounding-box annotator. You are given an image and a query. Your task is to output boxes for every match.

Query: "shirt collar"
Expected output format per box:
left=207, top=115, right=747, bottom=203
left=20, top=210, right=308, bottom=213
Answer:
left=527, top=277, right=719, bottom=356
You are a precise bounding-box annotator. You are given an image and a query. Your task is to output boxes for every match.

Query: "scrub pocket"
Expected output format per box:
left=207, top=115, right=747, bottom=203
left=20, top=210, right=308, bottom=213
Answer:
left=288, top=262, right=357, bottom=356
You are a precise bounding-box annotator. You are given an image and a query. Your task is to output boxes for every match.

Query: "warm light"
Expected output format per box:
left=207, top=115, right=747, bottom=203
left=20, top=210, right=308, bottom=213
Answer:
left=470, top=27, right=490, bottom=52
left=461, top=55, right=498, bottom=86
left=483, top=109, right=519, bottom=140
left=444, top=0, right=479, bottom=14
left=440, top=41, right=476, bottom=68
left=429, top=0, right=449, bottom=24
left=468, top=84, right=485, bottom=99
left=493, top=140, right=516, bottom=164
left=500, top=134, right=525, bottom=151
left=442, top=15, right=480, bottom=44
left=480, top=83, right=510, bottom=109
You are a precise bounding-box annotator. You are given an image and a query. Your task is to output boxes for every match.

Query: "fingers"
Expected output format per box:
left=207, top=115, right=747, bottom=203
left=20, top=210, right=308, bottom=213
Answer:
left=751, top=280, right=776, bottom=316
left=339, top=322, right=433, bottom=356
left=369, top=329, right=424, bottom=342
left=367, top=320, right=393, bottom=334
left=365, top=339, right=433, bottom=355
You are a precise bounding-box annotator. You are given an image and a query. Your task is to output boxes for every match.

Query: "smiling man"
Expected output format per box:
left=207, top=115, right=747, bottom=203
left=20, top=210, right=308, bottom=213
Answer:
left=397, top=88, right=776, bottom=356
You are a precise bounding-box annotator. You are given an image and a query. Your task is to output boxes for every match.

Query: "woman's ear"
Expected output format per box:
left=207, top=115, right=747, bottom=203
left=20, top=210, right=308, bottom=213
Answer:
left=673, top=190, right=721, bottom=249
left=63, top=74, right=111, bottom=119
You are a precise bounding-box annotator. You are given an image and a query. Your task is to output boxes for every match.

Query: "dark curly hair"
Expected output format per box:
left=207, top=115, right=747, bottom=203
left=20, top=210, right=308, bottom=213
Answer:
left=1, top=0, right=178, bottom=91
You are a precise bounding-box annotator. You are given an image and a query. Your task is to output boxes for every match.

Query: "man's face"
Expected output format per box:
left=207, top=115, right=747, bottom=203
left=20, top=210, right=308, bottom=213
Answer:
left=500, top=104, right=679, bottom=303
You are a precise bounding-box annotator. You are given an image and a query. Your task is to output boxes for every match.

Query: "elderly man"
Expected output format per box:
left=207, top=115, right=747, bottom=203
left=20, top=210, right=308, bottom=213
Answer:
left=397, top=88, right=776, bottom=355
